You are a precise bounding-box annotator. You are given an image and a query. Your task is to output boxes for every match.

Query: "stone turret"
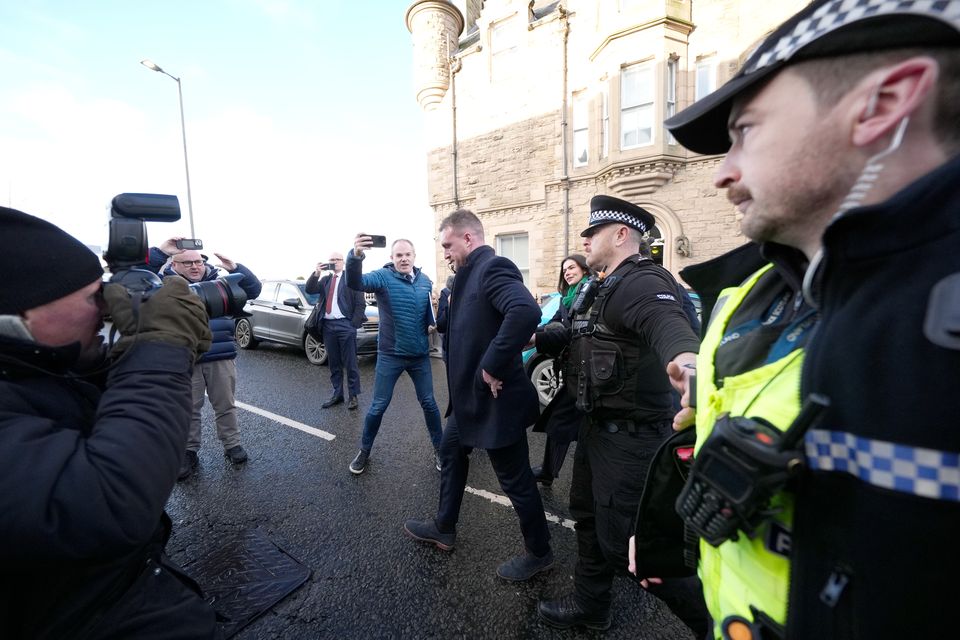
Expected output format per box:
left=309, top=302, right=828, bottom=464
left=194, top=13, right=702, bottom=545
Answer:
left=405, top=0, right=465, bottom=111
left=451, top=0, right=482, bottom=32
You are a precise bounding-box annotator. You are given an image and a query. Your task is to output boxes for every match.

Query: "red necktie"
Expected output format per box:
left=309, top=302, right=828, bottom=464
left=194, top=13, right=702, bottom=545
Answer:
left=325, top=274, right=337, bottom=314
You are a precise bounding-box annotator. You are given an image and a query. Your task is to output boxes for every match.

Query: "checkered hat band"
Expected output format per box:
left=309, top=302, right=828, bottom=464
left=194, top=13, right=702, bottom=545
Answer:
left=746, top=0, right=960, bottom=74
left=590, top=209, right=647, bottom=233
left=805, top=428, right=960, bottom=502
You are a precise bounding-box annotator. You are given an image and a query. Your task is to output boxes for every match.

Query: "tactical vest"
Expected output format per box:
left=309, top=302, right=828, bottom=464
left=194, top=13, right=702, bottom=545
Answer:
left=564, top=259, right=664, bottom=419
left=696, top=264, right=804, bottom=640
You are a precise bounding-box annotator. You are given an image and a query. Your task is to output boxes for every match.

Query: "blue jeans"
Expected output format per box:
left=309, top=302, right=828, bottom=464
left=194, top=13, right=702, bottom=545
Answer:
left=360, top=353, right=442, bottom=453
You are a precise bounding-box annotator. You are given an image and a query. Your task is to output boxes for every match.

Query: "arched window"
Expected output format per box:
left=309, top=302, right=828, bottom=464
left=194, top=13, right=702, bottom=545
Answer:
left=635, top=201, right=684, bottom=273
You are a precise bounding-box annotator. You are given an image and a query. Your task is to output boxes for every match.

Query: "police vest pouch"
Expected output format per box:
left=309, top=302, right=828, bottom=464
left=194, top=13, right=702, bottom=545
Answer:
left=588, top=339, right=624, bottom=396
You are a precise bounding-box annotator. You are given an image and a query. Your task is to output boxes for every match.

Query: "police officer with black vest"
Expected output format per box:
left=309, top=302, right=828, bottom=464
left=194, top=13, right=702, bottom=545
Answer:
left=534, top=195, right=700, bottom=632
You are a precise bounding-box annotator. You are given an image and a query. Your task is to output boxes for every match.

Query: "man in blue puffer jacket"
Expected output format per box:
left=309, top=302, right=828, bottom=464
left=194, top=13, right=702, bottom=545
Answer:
left=149, top=237, right=262, bottom=480
left=345, top=235, right=442, bottom=475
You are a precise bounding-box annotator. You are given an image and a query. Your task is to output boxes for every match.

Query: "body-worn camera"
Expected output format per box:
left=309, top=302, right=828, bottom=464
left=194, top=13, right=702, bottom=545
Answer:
left=103, top=193, right=247, bottom=318
left=570, top=272, right=620, bottom=319
left=675, top=393, right=830, bottom=546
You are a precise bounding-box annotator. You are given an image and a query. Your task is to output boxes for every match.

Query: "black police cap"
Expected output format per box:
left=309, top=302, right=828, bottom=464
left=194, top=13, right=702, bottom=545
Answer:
left=580, top=195, right=656, bottom=237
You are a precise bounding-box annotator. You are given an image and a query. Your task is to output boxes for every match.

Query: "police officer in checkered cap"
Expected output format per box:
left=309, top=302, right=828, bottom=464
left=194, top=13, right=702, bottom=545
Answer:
left=533, top=192, right=702, bottom=632
left=634, top=1, right=960, bottom=638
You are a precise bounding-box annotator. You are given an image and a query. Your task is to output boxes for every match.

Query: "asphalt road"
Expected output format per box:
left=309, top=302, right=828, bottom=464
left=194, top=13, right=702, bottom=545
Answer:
left=165, top=342, right=694, bottom=639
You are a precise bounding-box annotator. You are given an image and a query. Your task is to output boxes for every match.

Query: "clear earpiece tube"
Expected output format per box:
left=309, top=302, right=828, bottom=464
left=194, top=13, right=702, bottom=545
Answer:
left=802, top=116, right=911, bottom=309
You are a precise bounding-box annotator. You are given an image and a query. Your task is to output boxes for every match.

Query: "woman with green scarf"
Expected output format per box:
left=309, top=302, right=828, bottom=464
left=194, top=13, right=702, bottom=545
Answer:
left=531, top=254, right=593, bottom=486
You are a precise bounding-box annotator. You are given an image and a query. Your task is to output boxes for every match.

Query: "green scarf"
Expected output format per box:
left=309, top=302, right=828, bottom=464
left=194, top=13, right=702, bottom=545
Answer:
left=562, top=276, right=589, bottom=310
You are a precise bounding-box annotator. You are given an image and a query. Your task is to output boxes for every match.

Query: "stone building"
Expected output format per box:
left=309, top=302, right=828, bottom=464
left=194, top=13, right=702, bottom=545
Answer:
left=406, top=0, right=807, bottom=297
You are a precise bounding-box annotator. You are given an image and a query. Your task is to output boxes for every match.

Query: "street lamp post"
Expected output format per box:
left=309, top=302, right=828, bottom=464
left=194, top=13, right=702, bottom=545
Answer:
left=140, top=59, right=196, bottom=238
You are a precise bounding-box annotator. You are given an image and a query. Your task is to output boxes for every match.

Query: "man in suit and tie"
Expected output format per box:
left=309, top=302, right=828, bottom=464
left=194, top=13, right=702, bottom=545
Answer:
left=404, top=209, right=553, bottom=582
left=305, top=252, right=367, bottom=410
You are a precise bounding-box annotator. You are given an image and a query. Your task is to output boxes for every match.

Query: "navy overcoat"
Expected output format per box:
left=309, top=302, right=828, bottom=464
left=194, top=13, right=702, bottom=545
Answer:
left=444, top=245, right=540, bottom=449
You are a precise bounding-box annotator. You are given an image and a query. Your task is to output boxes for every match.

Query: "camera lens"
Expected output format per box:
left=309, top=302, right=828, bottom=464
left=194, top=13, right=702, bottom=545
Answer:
left=188, top=273, right=248, bottom=318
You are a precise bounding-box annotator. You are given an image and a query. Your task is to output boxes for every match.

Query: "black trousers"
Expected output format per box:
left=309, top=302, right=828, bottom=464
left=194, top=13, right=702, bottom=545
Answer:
left=322, top=318, right=361, bottom=398
left=436, top=415, right=551, bottom=557
left=536, top=392, right=583, bottom=480
left=570, top=418, right=673, bottom=610
left=570, top=418, right=709, bottom=636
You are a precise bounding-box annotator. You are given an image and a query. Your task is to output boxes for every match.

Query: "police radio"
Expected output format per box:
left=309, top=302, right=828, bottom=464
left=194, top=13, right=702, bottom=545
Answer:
left=676, top=393, right=830, bottom=547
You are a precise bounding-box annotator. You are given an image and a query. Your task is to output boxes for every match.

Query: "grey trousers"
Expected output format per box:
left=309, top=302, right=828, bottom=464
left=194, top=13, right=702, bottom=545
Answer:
left=187, top=358, right=240, bottom=452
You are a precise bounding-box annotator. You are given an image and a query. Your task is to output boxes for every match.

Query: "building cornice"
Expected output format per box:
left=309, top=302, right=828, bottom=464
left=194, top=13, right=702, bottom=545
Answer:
left=475, top=200, right=546, bottom=217
left=546, top=157, right=684, bottom=198
left=602, top=161, right=682, bottom=198
left=589, top=16, right=694, bottom=62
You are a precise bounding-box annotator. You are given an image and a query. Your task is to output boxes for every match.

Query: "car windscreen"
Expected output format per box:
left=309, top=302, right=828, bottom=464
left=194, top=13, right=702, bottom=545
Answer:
left=299, top=284, right=320, bottom=306
left=539, top=294, right=560, bottom=325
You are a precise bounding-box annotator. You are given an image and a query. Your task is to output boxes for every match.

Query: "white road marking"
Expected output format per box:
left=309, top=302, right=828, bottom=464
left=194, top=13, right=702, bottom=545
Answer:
left=235, top=401, right=336, bottom=441
left=234, top=401, right=574, bottom=530
left=465, top=486, right=576, bottom=530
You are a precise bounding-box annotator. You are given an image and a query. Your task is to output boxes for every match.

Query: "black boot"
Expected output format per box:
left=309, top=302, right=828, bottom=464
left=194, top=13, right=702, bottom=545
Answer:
left=538, top=594, right=611, bottom=631
left=531, top=465, right=553, bottom=487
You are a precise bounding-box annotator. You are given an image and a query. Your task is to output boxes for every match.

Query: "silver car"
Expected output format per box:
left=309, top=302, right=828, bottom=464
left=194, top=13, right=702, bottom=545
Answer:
left=235, top=279, right=378, bottom=365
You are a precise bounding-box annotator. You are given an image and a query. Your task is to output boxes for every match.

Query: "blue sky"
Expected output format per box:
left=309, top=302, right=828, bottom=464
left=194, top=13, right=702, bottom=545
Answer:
left=0, top=0, right=435, bottom=279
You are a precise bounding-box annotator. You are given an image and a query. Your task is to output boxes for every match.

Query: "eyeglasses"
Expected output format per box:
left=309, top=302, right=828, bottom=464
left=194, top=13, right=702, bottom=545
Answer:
left=327, top=258, right=343, bottom=262
left=174, top=259, right=205, bottom=267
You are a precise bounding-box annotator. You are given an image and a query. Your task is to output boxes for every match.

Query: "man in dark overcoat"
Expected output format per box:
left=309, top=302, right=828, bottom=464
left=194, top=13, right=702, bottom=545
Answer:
left=404, top=209, right=554, bottom=581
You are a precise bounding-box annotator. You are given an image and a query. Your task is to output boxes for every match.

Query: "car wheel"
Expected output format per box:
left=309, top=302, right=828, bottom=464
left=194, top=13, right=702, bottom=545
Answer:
left=304, top=333, right=328, bottom=366
left=235, top=318, right=258, bottom=349
left=530, top=357, right=559, bottom=406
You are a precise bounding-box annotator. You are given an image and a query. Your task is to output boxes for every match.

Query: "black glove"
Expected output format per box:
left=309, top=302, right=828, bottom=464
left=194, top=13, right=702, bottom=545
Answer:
left=104, top=276, right=212, bottom=360
left=536, top=322, right=571, bottom=358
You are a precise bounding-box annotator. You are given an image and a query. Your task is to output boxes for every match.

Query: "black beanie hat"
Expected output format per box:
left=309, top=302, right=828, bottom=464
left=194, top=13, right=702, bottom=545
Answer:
left=0, top=206, right=104, bottom=315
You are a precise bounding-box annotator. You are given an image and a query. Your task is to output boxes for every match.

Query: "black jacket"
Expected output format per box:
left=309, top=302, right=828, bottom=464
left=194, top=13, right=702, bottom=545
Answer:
left=787, top=154, right=960, bottom=640
left=531, top=296, right=582, bottom=441
left=305, top=271, right=367, bottom=329
left=444, top=245, right=541, bottom=449
left=436, top=287, right=451, bottom=363
left=0, top=338, right=218, bottom=639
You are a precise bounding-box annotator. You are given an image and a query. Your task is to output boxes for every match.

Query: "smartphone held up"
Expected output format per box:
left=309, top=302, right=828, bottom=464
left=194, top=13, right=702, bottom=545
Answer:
left=176, top=238, right=204, bottom=250
left=363, top=234, right=387, bottom=248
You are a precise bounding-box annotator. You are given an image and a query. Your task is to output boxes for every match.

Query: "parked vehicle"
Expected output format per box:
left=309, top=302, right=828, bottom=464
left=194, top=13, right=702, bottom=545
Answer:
left=235, top=279, right=378, bottom=365
left=687, top=289, right=702, bottom=322
left=522, top=293, right=562, bottom=406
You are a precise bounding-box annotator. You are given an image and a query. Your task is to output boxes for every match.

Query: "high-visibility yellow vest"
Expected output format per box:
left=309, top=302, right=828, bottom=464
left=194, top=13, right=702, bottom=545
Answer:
left=695, top=264, right=804, bottom=639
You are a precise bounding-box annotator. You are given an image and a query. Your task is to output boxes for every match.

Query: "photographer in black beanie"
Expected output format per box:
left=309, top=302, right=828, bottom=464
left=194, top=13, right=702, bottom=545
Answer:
left=0, top=206, right=219, bottom=639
